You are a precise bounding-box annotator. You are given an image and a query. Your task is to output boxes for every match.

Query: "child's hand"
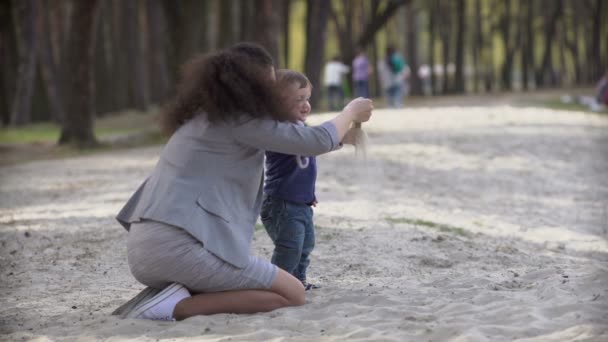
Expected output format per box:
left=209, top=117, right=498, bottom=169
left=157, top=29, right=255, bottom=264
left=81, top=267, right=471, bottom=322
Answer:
left=311, top=200, right=318, bottom=207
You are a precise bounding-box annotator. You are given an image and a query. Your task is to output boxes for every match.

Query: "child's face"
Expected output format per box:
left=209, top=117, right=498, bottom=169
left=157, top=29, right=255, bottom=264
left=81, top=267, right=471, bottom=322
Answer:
left=286, top=83, right=312, bottom=122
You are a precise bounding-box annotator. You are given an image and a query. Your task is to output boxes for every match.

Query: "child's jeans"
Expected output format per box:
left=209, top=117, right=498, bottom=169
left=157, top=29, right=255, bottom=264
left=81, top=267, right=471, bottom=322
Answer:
left=260, top=195, right=315, bottom=282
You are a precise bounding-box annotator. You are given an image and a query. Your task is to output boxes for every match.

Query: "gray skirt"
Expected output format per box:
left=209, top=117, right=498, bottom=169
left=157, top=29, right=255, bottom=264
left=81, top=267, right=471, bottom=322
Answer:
left=127, top=220, right=277, bottom=293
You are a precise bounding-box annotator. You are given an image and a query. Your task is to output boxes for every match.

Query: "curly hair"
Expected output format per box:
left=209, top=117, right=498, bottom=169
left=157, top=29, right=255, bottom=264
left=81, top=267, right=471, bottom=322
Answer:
left=160, top=43, right=291, bottom=135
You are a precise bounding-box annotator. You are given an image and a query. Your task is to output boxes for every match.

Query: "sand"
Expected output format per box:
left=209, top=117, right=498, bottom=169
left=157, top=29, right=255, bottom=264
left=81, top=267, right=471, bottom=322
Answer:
left=1, top=105, right=607, bottom=341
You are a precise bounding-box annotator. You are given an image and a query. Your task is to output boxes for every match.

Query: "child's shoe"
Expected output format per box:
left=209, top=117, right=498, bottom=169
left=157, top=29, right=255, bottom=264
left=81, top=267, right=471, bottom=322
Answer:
left=302, top=280, right=321, bottom=291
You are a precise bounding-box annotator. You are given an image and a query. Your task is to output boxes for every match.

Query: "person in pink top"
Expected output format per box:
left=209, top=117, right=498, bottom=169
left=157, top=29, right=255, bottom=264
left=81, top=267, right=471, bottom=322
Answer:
left=352, top=49, right=372, bottom=98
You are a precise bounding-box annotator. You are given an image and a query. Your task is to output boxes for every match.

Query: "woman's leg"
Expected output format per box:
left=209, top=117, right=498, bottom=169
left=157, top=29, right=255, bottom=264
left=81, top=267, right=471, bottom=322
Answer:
left=173, top=268, right=305, bottom=320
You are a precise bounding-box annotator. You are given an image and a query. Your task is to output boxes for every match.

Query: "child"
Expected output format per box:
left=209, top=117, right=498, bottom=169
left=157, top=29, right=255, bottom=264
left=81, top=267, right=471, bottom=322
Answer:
left=261, top=70, right=321, bottom=291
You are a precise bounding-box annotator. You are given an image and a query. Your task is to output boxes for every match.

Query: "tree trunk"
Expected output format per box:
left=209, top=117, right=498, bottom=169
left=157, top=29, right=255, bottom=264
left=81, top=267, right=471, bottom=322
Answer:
left=590, top=0, right=603, bottom=82
left=428, top=0, right=436, bottom=95
left=439, top=1, right=451, bottom=94
left=10, top=0, right=38, bottom=126
left=304, top=0, right=329, bottom=109
left=109, top=0, right=129, bottom=110
left=535, top=0, right=563, bottom=87
left=406, top=1, right=423, bottom=95
left=147, top=0, right=171, bottom=103
left=0, top=0, right=18, bottom=126
left=218, top=0, right=234, bottom=49
left=253, top=0, right=280, bottom=66
left=453, top=0, right=466, bottom=93
left=239, top=0, right=254, bottom=42
left=282, top=0, right=291, bottom=68
left=38, top=0, right=65, bottom=123
left=164, top=0, right=209, bottom=85
left=473, top=0, right=482, bottom=92
left=521, top=0, right=531, bottom=90
left=500, top=0, right=513, bottom=90
left=124, top=0, right=149, bottom=111
left=58, top=0, right=100, bottom=147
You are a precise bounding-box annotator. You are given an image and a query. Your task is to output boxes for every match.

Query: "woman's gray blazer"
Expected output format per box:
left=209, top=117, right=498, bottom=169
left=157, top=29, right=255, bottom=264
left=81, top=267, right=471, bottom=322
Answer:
left=117, top=114, right=340, bottom=268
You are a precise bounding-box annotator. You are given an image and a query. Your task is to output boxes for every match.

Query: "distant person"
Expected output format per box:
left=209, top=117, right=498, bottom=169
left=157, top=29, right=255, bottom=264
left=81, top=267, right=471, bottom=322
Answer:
left=323, top=56, right=350, bottom=111
left=377, top=46, right=409, bottom=108
left=352, top=49, right=372, bottom=98
left=261, top=70, right=321, bottom=291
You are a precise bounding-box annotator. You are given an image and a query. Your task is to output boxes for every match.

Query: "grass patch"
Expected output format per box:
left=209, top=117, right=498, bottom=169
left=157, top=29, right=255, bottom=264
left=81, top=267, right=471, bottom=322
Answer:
left=385, top=217, right=471, bottom=237
left=0, top=110, right=165, bottom=166
left=0, top=110, right=159, bottom=145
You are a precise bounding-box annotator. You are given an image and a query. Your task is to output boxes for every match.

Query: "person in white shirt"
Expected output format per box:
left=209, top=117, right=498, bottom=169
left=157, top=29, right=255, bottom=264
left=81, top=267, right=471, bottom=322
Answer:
left=323, top=56, right=350, bottom=111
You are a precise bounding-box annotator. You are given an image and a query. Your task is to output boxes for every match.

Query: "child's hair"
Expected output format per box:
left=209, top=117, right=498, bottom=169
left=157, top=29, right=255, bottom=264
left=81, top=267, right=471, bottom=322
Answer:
left=160, top=42, right=291, bottom=135
left=275, top=69, right=312, bottom=90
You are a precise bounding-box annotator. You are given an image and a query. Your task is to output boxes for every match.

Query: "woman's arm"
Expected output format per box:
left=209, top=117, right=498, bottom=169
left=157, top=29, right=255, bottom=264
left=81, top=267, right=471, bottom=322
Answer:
left=233, top=98, right=373, bottom=155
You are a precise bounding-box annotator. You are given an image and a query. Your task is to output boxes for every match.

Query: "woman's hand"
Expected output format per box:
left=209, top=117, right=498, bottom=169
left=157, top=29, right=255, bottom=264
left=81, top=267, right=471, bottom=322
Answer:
left=343, top=97, right=373, bottom=123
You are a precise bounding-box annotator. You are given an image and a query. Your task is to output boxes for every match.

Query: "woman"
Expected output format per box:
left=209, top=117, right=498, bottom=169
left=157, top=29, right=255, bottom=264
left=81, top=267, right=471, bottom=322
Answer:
left=113, top=42, right=373, bottom=321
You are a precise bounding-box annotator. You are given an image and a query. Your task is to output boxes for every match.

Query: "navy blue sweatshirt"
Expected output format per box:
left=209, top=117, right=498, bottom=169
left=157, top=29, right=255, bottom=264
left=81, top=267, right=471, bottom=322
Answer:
left=263, top=150, right=317, bottom=205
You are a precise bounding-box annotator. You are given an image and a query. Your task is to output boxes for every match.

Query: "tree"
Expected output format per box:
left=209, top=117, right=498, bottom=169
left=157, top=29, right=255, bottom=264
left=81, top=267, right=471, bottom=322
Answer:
left=535, top=0, right=563, bottom=87
left=218, top=0, right=235, bottom=49
left=453, top=0, right=466, bottom=93
left=406, top=0, right=423, bottom=95
left=428, top=0, right=437, bottom=95
left=439, top=0, right=452, bottom=94
left=0, top=0, right=18, bottom=126
left=38, top=0, right=66, bottom=123
left=10, top=0, right=39, bottom=126
left=58, top=0, right=100, bottom=147
left=329, top=0, right=411, bottom=75
left=253, top=0, right=280, bottom=66
left=146, top=0, right=171, bottom=104
left=304, top=0, right=330, bottom=108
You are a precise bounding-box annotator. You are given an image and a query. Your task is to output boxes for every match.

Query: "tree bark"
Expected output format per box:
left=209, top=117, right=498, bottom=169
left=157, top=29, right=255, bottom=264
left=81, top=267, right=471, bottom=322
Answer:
left=282, top=0, right=291, bottom=68
left=239, top=0, right=254, bottom=42
left=500, top=0, right=516, bottom=91
left=10, top=0, right=38, bottom=126
left=473, top=0, right=482, bottom=92
left=58, top=0, right=100, bottom=147
left=304, top=0, right=330, bottom=109
left=109, top=0, right=129, bottom=109
left=439, top=0, right=451, bottom=94
left=589, top=0, right=603, bottom=82
left=218, top=0, right=234, bottom=49
left=147, top=0, right=171, bottom=103
left=0, top=0, right=18, bottom=125
left=428, top=0, right=436, bottom=95
left=521, top=0, right=532, bottom=90
left=253, top=0, right=280, bottom=66
left=38, top=0, right=65, bottom=123
left=535, top=0, right=563, bottom=87
left=406, top=1, right=423, bottom=95
left=124, top=0, right=149, bottom=111
left=453, top=0, right=466, bottom=93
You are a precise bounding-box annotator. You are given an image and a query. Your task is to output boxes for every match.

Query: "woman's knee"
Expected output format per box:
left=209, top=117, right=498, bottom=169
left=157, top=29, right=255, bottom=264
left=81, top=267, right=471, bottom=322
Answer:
left=271, top=268, right=305, bottom=306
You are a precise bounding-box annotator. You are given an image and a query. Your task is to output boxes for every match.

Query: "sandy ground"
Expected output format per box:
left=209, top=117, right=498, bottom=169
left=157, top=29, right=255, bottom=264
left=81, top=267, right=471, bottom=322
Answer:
left=1, top=105, right=607, bottom=341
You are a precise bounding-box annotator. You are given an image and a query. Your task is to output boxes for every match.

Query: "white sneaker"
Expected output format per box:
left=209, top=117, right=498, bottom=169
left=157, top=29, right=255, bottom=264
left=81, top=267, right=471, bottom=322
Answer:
left=112, top=286, right=161, bottom=318
left=124, top=283, right=191, bottom=321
